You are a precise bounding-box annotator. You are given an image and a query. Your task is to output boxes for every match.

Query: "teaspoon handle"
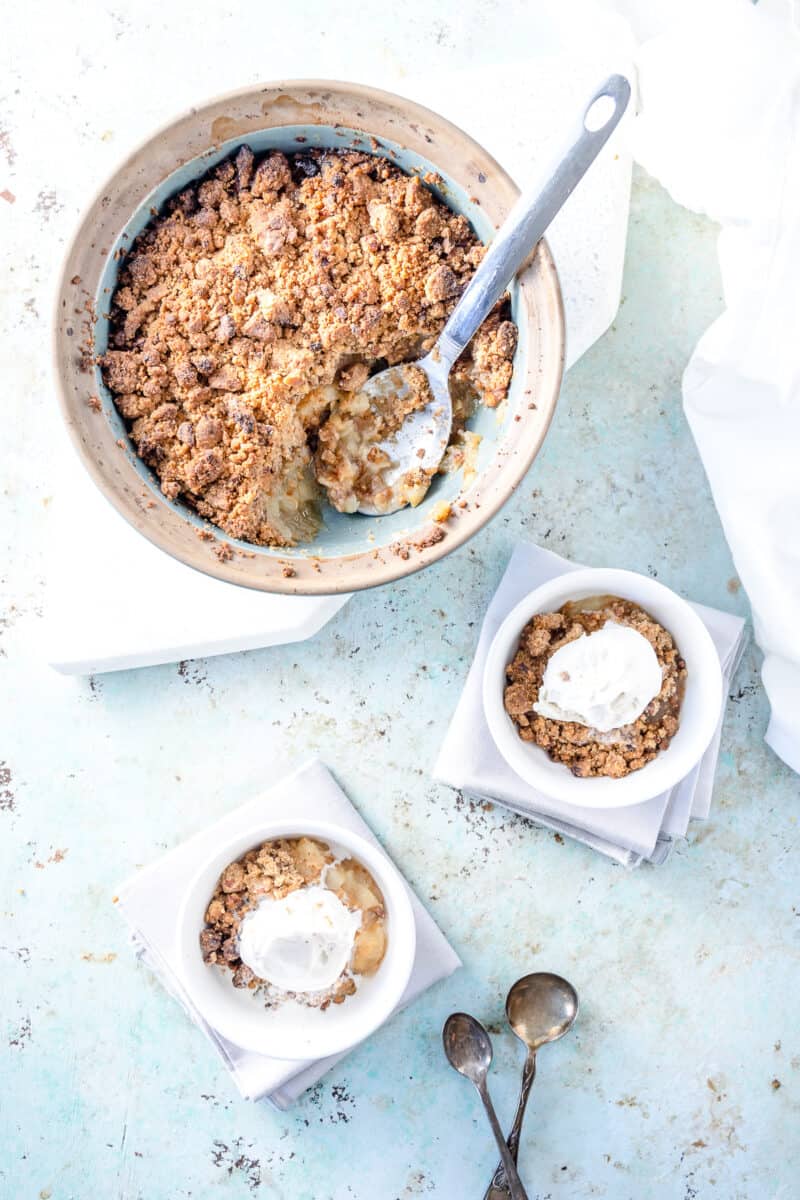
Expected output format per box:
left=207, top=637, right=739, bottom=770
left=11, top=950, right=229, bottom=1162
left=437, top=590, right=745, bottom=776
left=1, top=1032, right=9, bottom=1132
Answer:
left=483, top=1051, right=537, bottom=1200
left=434, top=73, right=631, bottom=370
left=476, top=1080, right=530, bottom=1200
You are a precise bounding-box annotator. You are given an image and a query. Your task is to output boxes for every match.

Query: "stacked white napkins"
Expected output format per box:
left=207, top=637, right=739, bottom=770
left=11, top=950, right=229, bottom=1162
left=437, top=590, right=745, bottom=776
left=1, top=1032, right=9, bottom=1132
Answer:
left=116, top=760, right=460, bottom=1108
left=434, top=544, right=747, bottom=867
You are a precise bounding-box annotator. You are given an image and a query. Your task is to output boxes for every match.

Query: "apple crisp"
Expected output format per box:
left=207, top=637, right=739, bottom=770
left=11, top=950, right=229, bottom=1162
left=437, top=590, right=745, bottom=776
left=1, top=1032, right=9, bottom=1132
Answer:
left=200, top=836, right=388, bottom=1009
left=503, top=596, right=686, bottom=778
left=101, top=146, right=517, bottom=545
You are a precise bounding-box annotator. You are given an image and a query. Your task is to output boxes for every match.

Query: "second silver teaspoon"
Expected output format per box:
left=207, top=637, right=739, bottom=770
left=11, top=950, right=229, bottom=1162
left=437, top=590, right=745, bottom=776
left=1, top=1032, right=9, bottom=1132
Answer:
left=485, top=973, right=579, bottom=1200
left=356, top=72, right=631, bottom=514
left=443, top=1012, right=529, bottom=1200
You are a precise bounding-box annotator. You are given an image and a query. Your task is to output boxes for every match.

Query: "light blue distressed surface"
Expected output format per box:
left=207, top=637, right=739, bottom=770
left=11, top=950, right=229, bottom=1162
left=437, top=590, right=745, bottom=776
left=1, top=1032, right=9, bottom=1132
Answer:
left=4, top=163, right=799, bottom=1200
left=4, top=0, right=800, bottom=1181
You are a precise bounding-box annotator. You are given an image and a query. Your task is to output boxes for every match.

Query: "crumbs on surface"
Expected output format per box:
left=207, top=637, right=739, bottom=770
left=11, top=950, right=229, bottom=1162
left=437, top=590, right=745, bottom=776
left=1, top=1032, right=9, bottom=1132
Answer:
left=390, top=524, right=446, bottom=560
left=413, top=526, right=446, bottom=550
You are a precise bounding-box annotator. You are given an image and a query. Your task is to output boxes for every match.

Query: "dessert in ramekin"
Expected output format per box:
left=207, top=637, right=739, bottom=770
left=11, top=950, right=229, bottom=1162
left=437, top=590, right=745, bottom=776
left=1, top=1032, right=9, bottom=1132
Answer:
left=177, top=819, right=415, bottom=1060
left=483, top=568, right=723, bottom=808
left=199, top=834, right=389, bottom=1010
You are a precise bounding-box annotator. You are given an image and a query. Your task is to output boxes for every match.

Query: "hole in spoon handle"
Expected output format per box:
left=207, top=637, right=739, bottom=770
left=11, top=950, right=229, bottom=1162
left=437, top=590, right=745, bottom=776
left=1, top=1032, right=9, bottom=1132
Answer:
left=583, top=74, right=631, bottom=135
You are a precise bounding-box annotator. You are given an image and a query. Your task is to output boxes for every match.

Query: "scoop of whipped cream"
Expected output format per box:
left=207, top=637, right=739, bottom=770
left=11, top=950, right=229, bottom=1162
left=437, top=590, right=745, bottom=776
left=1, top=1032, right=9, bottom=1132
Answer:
left=533, top=620, right=663, bottom=733
left=238, top=884, right=361, bottom=993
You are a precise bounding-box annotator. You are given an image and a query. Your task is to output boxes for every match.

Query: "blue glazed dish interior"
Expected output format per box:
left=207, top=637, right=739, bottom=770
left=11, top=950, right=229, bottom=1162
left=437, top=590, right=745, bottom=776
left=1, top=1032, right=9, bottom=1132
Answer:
left=93, top=124, right=527, bottom=560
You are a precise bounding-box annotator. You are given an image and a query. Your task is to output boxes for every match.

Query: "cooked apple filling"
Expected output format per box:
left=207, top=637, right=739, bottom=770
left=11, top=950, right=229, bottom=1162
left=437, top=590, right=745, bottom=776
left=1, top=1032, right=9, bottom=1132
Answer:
left=314, top=365, right=437, bottom=514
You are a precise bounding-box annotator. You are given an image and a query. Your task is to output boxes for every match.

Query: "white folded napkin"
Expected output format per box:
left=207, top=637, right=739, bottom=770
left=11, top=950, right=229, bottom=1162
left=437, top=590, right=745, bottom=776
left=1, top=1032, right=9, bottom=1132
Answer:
left=115, top=760, right=460, bottom=1109
left=434, top=544, right=747, bottom=867
left=614, top=0, right=800, bottom=773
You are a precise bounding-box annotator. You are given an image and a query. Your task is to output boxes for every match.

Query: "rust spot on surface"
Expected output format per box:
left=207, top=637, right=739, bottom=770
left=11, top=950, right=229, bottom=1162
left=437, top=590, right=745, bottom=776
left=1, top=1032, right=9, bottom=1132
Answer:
left=0, top=125, right=16, bottom=167
left=0, top=762, right=15, bottom=811
left=9, top=1015, right=31, bottom=1048
left=34, top=848, right=68, bottom=868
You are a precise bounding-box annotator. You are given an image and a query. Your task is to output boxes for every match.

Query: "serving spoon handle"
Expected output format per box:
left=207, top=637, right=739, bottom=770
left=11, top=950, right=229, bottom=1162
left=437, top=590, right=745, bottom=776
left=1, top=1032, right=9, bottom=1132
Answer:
left=435, top=73, right=631, bottom=371
left=483, top=1050, right=537, bottom=1200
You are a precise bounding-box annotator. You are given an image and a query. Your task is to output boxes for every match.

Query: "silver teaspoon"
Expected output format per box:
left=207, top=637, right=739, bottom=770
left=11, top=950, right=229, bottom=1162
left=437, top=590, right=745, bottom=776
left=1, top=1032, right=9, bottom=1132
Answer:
left=442, top=1012, right=529, bottom=1200
left=484, top=973, right=579, bottom=1200
left=355, top=73, right=631, bottom=515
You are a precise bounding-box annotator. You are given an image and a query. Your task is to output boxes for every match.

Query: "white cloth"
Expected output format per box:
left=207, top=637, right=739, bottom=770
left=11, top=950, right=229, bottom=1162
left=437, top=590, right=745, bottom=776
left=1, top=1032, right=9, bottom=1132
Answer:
left=615, top=0, right=800, bottom=771
left=434, top=544, right=747, bottom=868
left=115, top=760, right=460, bottom=1108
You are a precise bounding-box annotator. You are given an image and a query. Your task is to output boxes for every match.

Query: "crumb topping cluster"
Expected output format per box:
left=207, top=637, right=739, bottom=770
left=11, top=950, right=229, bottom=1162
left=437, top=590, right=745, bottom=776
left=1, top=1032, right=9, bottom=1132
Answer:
left=101, top=147, right=517, bottom=545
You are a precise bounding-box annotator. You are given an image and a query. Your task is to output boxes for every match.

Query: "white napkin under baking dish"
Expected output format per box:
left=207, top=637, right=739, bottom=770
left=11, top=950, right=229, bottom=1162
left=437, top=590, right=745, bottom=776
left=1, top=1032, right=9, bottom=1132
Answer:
left=115, top=760, right=460, bottom=1108
left=434, top=543, right=747, bottom=867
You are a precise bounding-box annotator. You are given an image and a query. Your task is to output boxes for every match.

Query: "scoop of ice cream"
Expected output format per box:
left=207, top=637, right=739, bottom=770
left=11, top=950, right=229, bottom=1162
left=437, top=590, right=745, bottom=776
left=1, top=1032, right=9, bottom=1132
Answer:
left=238, top=884, right=361, bottom=993
left=533, top=620, right=663, bottom=733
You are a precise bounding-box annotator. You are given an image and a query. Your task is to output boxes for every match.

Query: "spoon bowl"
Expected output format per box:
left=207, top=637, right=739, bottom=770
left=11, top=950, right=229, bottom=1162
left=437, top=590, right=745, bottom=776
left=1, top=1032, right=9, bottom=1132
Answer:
left=355, top=354, right=453, bottom=517
left=442, top=1011, right=494, bottom=1082
left=506, top=972, right=579, bottom=1052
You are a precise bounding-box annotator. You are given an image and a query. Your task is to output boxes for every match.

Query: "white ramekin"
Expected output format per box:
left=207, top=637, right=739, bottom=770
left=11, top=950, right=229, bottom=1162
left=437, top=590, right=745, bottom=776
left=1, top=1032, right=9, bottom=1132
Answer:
left=176, top=819, right=416, bottom=1060
left=482, top=568, right=723, bottom=809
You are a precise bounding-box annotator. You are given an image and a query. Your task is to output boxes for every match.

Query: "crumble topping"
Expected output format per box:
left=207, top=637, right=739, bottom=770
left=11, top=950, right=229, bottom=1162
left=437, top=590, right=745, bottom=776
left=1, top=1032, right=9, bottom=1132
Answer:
left=503, top=595, right=686, bottom=778
left=101, top=147, right=517, bottom=546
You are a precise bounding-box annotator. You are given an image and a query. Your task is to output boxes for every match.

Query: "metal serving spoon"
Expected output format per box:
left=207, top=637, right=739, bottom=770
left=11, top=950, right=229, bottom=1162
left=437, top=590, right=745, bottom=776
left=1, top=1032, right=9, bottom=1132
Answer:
left=484, top=973, right=579, bottom=1200
left=356, top=73, right=631, bottom=515
left=443, top=1012, right=529, bottom=1200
